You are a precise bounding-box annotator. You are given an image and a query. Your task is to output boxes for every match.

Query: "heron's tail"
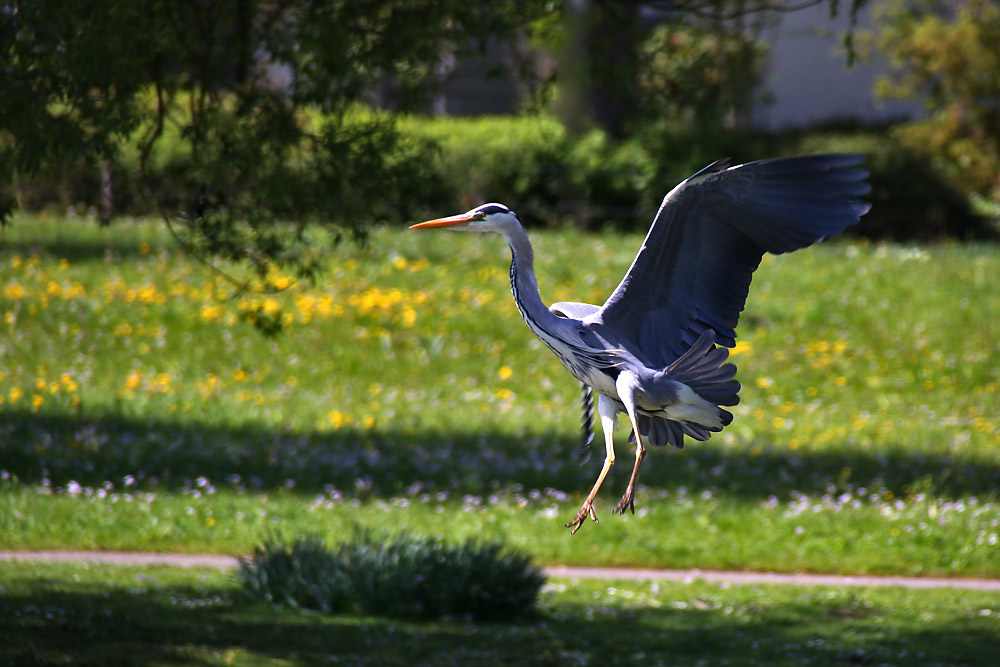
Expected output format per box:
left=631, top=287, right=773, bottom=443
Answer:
left=633, top=329, right=740, bottom=449
left=666, top=329, right=740, bottom=408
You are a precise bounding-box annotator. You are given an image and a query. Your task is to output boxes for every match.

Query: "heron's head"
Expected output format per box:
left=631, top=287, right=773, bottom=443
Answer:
left=409, top=203, right=520, bottom=234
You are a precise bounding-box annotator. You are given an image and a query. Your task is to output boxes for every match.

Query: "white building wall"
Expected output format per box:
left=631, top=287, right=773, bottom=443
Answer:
left=753, top=1, right=922, bottom=129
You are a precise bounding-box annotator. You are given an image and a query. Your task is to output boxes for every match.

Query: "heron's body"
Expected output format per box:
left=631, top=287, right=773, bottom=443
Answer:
left=411, top=154, right=870, bottom=532
left=506, top=232, right=729, bottom=435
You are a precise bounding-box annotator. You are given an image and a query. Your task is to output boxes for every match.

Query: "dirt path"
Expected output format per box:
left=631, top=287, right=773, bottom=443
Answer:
left=3, top=550, right=1000, bottom=591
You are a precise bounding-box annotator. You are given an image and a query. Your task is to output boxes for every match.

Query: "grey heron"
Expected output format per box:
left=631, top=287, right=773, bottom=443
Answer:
left=410, top=154, right=870, bottom=533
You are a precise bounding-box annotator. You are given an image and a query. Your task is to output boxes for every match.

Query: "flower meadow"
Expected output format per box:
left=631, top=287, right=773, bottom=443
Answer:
left=1, top=215, right=999, bottom=575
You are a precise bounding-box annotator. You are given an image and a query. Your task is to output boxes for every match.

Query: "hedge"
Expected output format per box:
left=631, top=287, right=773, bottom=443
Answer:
left=11, top=112, right=994, bottom=241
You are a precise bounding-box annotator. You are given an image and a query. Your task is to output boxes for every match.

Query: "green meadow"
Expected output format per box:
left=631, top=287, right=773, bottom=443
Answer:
left=2, top=215, right=1000, bottom=665
left=2, top=560, right=999, bottom=666
left=1, top=215, right=999, bottom=574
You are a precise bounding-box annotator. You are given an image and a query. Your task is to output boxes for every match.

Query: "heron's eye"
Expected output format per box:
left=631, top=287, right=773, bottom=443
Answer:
left=473, top=212, right=486, bottom=221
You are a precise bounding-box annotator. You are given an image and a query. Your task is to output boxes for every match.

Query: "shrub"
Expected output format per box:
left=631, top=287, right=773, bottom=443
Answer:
left=568, top=129, right=656, bottom=228
left=14, top=110, right=994, bottom=241
left=237, top=532, right=546, bottom=621
left=399, top=114, right=570, bottom=225
left=869, top=0, right=1000, bottom=204
left=237, top=535, right=353, bottom=613
left=401, top=115, right=659, bottom=229
left=787, top=129, right=994, bottom=241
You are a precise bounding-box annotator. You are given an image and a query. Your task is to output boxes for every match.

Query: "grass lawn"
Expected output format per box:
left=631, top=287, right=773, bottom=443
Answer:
left=1, top=215, right=999, bottom=576
left=2, top=560, right=999, bottom=666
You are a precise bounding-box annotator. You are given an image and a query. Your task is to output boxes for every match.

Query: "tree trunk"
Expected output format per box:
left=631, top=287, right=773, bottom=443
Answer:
left=99, top=160, right=113, bottom=224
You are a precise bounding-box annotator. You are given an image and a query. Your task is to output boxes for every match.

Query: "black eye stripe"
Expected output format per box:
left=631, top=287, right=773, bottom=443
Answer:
left=477, top=204, right=509, bottom=216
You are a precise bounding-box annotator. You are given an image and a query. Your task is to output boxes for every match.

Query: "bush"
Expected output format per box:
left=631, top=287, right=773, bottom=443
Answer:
left=13, top=110, right=994, bottom=241
left=237, top=532, right=546, bottom=621
left=238, top=535, right=353, bottom=613
left=399, top=114, right=570, bottom=225
left=869, top=0, right=1000, bottom=204
left=568, top=129, right=656, bottom=227
left=401, top=115, right=658, bottom=229
left=786, top=129, right=995, bottom=241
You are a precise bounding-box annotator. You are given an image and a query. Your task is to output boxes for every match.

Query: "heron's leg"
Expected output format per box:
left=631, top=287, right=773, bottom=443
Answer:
left=566, top=393, right=617, bottom=534
left=614, top=438, right=645, bottom=515
left=613, top=372, right=646, bottom=516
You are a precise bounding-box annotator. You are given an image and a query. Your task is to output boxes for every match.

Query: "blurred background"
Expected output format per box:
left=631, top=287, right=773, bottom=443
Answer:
left=3, top=4, right=1000, bottom=663
left=3, top=0, right=998, bottom=278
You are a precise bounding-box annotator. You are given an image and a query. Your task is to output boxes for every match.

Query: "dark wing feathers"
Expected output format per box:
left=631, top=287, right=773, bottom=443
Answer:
left=661, top=329, right=741, bottom=406
left=596, top=154, right=870, bottom=366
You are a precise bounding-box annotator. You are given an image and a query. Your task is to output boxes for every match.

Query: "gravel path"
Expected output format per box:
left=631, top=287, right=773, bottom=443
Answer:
left=3, top=550, right=1000, bottom=591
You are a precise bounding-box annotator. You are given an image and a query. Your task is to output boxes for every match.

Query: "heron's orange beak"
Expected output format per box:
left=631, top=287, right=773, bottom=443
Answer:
left=409, top=212, right=476, bottom=230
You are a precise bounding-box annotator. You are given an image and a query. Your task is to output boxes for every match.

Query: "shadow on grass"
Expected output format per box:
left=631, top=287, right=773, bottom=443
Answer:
left=1, top=571, right=996, bottom=666
left=2, top=409, right=998, bottom=502
left=2, top=230, right=167, bottom=264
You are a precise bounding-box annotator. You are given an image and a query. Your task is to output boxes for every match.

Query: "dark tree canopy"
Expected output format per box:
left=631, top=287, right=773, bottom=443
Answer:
left=1, top=0, right=867, bottom=280
left=2, top=0, right=540, bottom=277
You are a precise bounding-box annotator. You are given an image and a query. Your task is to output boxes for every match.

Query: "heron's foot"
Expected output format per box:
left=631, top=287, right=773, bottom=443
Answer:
left=613, top=485, right=637, bottom=515
left=565, top=502, right=598, bottom=534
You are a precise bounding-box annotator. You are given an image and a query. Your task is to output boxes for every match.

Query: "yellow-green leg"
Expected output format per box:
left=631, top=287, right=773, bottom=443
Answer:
left=613, top=370, right=646, bottom=515
left=566, top=393, right=617, bottom=534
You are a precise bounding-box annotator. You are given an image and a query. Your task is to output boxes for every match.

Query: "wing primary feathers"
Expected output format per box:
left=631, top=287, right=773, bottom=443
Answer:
left=595, top=153, right=871, bottom=367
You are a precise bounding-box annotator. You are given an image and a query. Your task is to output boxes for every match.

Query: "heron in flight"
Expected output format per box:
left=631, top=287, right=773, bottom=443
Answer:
left=411, top=155, right=870, bottom=533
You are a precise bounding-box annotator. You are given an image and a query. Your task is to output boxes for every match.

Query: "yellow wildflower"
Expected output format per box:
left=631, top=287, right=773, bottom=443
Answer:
left=200, top=304, right=222, bottom=322
left=262, top=298, right=280, bottom=315
left=198, top=374, right=220, bottom=396
left=730, top=341, right=753, bottom=356
left=3, top=281, right=25, bottom=300
left=328, top=410, right=348, bottom=429
left=125, top=370, right=143, bottom=390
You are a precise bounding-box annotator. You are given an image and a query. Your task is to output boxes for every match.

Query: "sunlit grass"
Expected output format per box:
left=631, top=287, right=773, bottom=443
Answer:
left=1, top=215, right=999, bottom=575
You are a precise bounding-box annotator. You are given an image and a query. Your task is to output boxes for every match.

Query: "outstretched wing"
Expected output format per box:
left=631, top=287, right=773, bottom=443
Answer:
left=594, top=154, right=870, bottom=367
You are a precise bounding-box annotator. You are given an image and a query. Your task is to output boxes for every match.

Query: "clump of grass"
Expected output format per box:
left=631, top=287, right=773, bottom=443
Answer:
left=237, top=532, right=545, bottom=620
left=237, top=535, right=353, bottom=613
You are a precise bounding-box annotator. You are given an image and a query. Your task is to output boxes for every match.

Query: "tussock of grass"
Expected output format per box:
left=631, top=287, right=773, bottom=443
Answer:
left=237, top=532, right=545, bottom=620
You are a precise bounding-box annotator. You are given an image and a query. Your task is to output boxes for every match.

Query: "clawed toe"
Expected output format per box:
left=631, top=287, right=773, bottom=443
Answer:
left=565, top=503, right=598, bottom=534
left=613, top=491, right=635, bottom=515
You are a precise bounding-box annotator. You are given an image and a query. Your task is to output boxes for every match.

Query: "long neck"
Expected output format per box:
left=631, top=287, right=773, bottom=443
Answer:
left=501, top=222, right=560, bottom=333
